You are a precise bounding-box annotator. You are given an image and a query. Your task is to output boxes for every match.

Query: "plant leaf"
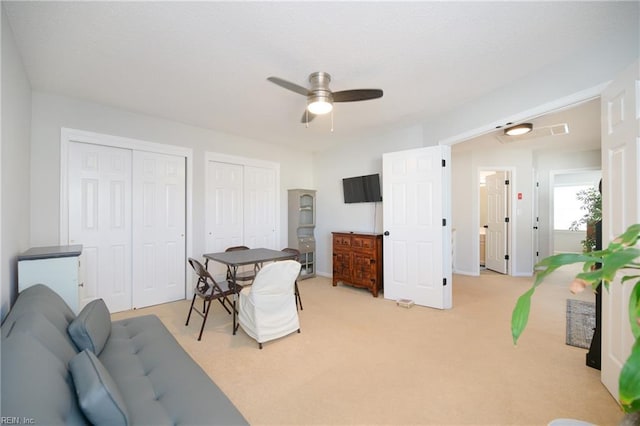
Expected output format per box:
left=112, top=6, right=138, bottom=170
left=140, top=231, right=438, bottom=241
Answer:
left=511, top=287, right=535, bottom=345
left=630, top=282, right=640, bottom=340
left=616, top=224, right=640, bottom=247
left=535, top=253, right=599, bottom=269
left=600, top=248, right=640, bottom=283
left=620, top=341, right=640, bottom=413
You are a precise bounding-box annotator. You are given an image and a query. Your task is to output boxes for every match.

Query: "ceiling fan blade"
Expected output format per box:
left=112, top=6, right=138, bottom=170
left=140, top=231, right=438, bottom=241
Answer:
left=332, top=89, right=383, bottom=103
left=267, top=77, right=310, bottom=96
left=301, top=109, right=317, bottom=124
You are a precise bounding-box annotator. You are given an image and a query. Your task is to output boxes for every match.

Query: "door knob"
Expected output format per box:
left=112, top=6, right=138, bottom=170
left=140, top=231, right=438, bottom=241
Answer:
left=383, top=231, right=390, bottom=236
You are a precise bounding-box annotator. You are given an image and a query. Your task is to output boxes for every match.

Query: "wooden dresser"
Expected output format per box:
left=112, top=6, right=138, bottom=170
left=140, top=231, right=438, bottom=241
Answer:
left=332, top=232, right=383, bottom=297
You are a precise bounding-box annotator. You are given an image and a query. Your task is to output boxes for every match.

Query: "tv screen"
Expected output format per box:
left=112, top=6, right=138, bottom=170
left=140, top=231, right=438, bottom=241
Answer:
left=343, top=174, right=382, bottom=203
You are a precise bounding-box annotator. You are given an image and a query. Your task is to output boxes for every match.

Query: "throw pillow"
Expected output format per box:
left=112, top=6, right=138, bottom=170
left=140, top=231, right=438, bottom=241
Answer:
left=69, top=349, right=129, bottom=426
left=68, top=299, right=111, bottom=355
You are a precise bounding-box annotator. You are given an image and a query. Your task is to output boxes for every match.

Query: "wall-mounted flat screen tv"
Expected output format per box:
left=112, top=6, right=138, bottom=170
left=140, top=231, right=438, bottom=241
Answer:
left=343, top=174, right=382, bottom=203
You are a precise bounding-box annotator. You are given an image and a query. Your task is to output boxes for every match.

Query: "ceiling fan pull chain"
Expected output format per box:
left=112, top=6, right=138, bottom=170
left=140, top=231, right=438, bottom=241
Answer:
left=305, top=110, right=309, bottom=128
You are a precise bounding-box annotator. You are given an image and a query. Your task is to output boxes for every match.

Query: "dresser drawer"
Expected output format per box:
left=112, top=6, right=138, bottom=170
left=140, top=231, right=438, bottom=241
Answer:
left=333, top=235, right=352, bottom=248
left=352, top=236, right=376, bottom=251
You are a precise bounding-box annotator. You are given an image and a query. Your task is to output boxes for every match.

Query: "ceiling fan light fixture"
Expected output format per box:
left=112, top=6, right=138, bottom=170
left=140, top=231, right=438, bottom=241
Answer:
left=307, top=96, right=333, bottom=115
left=504, top=123, right=533, bottom=136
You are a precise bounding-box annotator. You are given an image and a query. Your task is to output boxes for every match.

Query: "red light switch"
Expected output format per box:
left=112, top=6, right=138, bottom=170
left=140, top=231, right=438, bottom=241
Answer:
left=518, top=192, right=523, bottom=200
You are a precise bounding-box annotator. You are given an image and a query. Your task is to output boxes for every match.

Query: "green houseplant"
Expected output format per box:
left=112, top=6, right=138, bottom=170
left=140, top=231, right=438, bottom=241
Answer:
left=511, top=223, right=640, bottom=413
left=568, top=186, right=602, bottom=253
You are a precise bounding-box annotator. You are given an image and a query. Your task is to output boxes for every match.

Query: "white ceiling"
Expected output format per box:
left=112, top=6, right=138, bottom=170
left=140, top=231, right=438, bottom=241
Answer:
left=454, top=97, right=602, bottom=154
left=3, top=1, right=636, bottom=152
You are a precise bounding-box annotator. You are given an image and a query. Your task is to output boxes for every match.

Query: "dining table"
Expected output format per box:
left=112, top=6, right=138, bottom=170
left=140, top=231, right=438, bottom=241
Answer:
left=203, top=248, right=297, bottom=334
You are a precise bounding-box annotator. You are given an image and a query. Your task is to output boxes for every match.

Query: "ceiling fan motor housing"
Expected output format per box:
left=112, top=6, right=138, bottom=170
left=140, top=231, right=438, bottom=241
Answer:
left=308, top=72, right=333, bottom=104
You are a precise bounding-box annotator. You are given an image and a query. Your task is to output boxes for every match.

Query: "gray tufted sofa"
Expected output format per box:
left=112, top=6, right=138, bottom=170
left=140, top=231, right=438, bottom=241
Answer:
left=1, top=284, right=248, bottom=425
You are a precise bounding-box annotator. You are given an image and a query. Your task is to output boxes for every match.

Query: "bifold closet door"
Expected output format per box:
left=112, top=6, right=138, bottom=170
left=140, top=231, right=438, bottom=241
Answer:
left=68, top=142, right=186, bottom=312
left=132, top=151, right=186, bottom=308
left=205, top=160, right=278, bottom=278
left=68, top=142, right=133, bottom=312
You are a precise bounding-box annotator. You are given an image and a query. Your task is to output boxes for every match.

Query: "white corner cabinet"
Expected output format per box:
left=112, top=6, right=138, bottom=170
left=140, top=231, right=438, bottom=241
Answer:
left=288, top=189, right=316, bottom=279
left=18, top=245, right=84, bottom=313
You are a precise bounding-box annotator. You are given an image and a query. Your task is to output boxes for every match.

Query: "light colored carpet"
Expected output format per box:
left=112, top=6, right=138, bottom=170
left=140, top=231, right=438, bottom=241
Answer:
left=112, top=270, right=623, bottom=425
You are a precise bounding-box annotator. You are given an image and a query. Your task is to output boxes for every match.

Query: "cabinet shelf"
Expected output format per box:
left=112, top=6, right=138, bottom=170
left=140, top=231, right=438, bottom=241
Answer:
left=288, top=189, right=316, bottom=280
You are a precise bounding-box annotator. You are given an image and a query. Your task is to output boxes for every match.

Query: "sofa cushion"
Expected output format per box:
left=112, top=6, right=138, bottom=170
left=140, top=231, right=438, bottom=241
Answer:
left=1, top=283, right=75, bottom=339
left=68, top=298, right=111, bottom=355
left=1, top=331, right=88, bottom=425
left=100, top=315, right=248, bottom=425
left=70, top=349, right=130, bottom=426
left=7, top=310, right=77, bottom=363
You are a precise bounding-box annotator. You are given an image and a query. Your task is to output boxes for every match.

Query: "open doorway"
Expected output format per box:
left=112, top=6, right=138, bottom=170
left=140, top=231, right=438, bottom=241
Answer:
left=450, top=97, right=601, bottom=277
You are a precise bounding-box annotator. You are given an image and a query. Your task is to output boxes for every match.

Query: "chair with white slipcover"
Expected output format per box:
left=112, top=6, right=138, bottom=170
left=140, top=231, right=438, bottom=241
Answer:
left=238, top=260, right=302, bottom=349
left=281, top=247, right=303, bottom=310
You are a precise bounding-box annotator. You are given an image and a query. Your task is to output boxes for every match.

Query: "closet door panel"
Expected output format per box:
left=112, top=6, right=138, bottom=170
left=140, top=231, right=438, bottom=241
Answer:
left=244, top=165, right=277, bottom=249
left=132, top=151, right=186, bottom=308
left=68, top=142, right=132, bottom=312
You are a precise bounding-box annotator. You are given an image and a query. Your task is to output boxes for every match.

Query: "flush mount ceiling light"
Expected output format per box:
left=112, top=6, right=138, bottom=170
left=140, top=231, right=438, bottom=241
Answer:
left=504, top=123, right=533, bottom=136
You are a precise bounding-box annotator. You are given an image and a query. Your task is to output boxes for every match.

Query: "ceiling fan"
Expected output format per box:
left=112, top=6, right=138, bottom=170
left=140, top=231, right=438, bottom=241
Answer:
left=267, top=72, right=383, bottom=124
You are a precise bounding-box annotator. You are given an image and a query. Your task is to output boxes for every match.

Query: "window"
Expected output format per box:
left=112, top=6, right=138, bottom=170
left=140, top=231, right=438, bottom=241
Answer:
left=553, top=185, right=593, bottom=231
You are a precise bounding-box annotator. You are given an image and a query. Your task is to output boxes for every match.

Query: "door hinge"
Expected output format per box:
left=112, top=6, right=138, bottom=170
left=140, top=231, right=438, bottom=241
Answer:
left=536, top=182, right=539, bottom=187
left=504, top=254, right=510, bottom=260
left=442, top=159, right=446, bottom=167
left=505, top=217, right=510, bottom=223
left=442, top=218, right=447, bottom=226
left=443, top=278, right=447, bottom=286
left=505, top=179, right=510, bottom=185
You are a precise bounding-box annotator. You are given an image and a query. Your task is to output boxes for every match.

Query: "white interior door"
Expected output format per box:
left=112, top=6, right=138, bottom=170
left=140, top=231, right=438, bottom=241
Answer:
left=132, top=151, right=186, bottom=308
left=382, top=146, right=452, bottom=309
left=486, top=171, right=509, bottom=274
left=68, top=142, right=132, bottom=312
left=600, top=60, right=639, bottom=402
left=244, top=165, right=277, bottom=249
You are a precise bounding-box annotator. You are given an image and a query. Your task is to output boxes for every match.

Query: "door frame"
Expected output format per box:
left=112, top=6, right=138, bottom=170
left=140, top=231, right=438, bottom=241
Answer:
left=204, top=151, right=281, bottom=251
left=59, top=127, right=193, bottom=295
left=441, top=82, right=608, bottom=277
left=477, top=167, right=514, bottom=275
